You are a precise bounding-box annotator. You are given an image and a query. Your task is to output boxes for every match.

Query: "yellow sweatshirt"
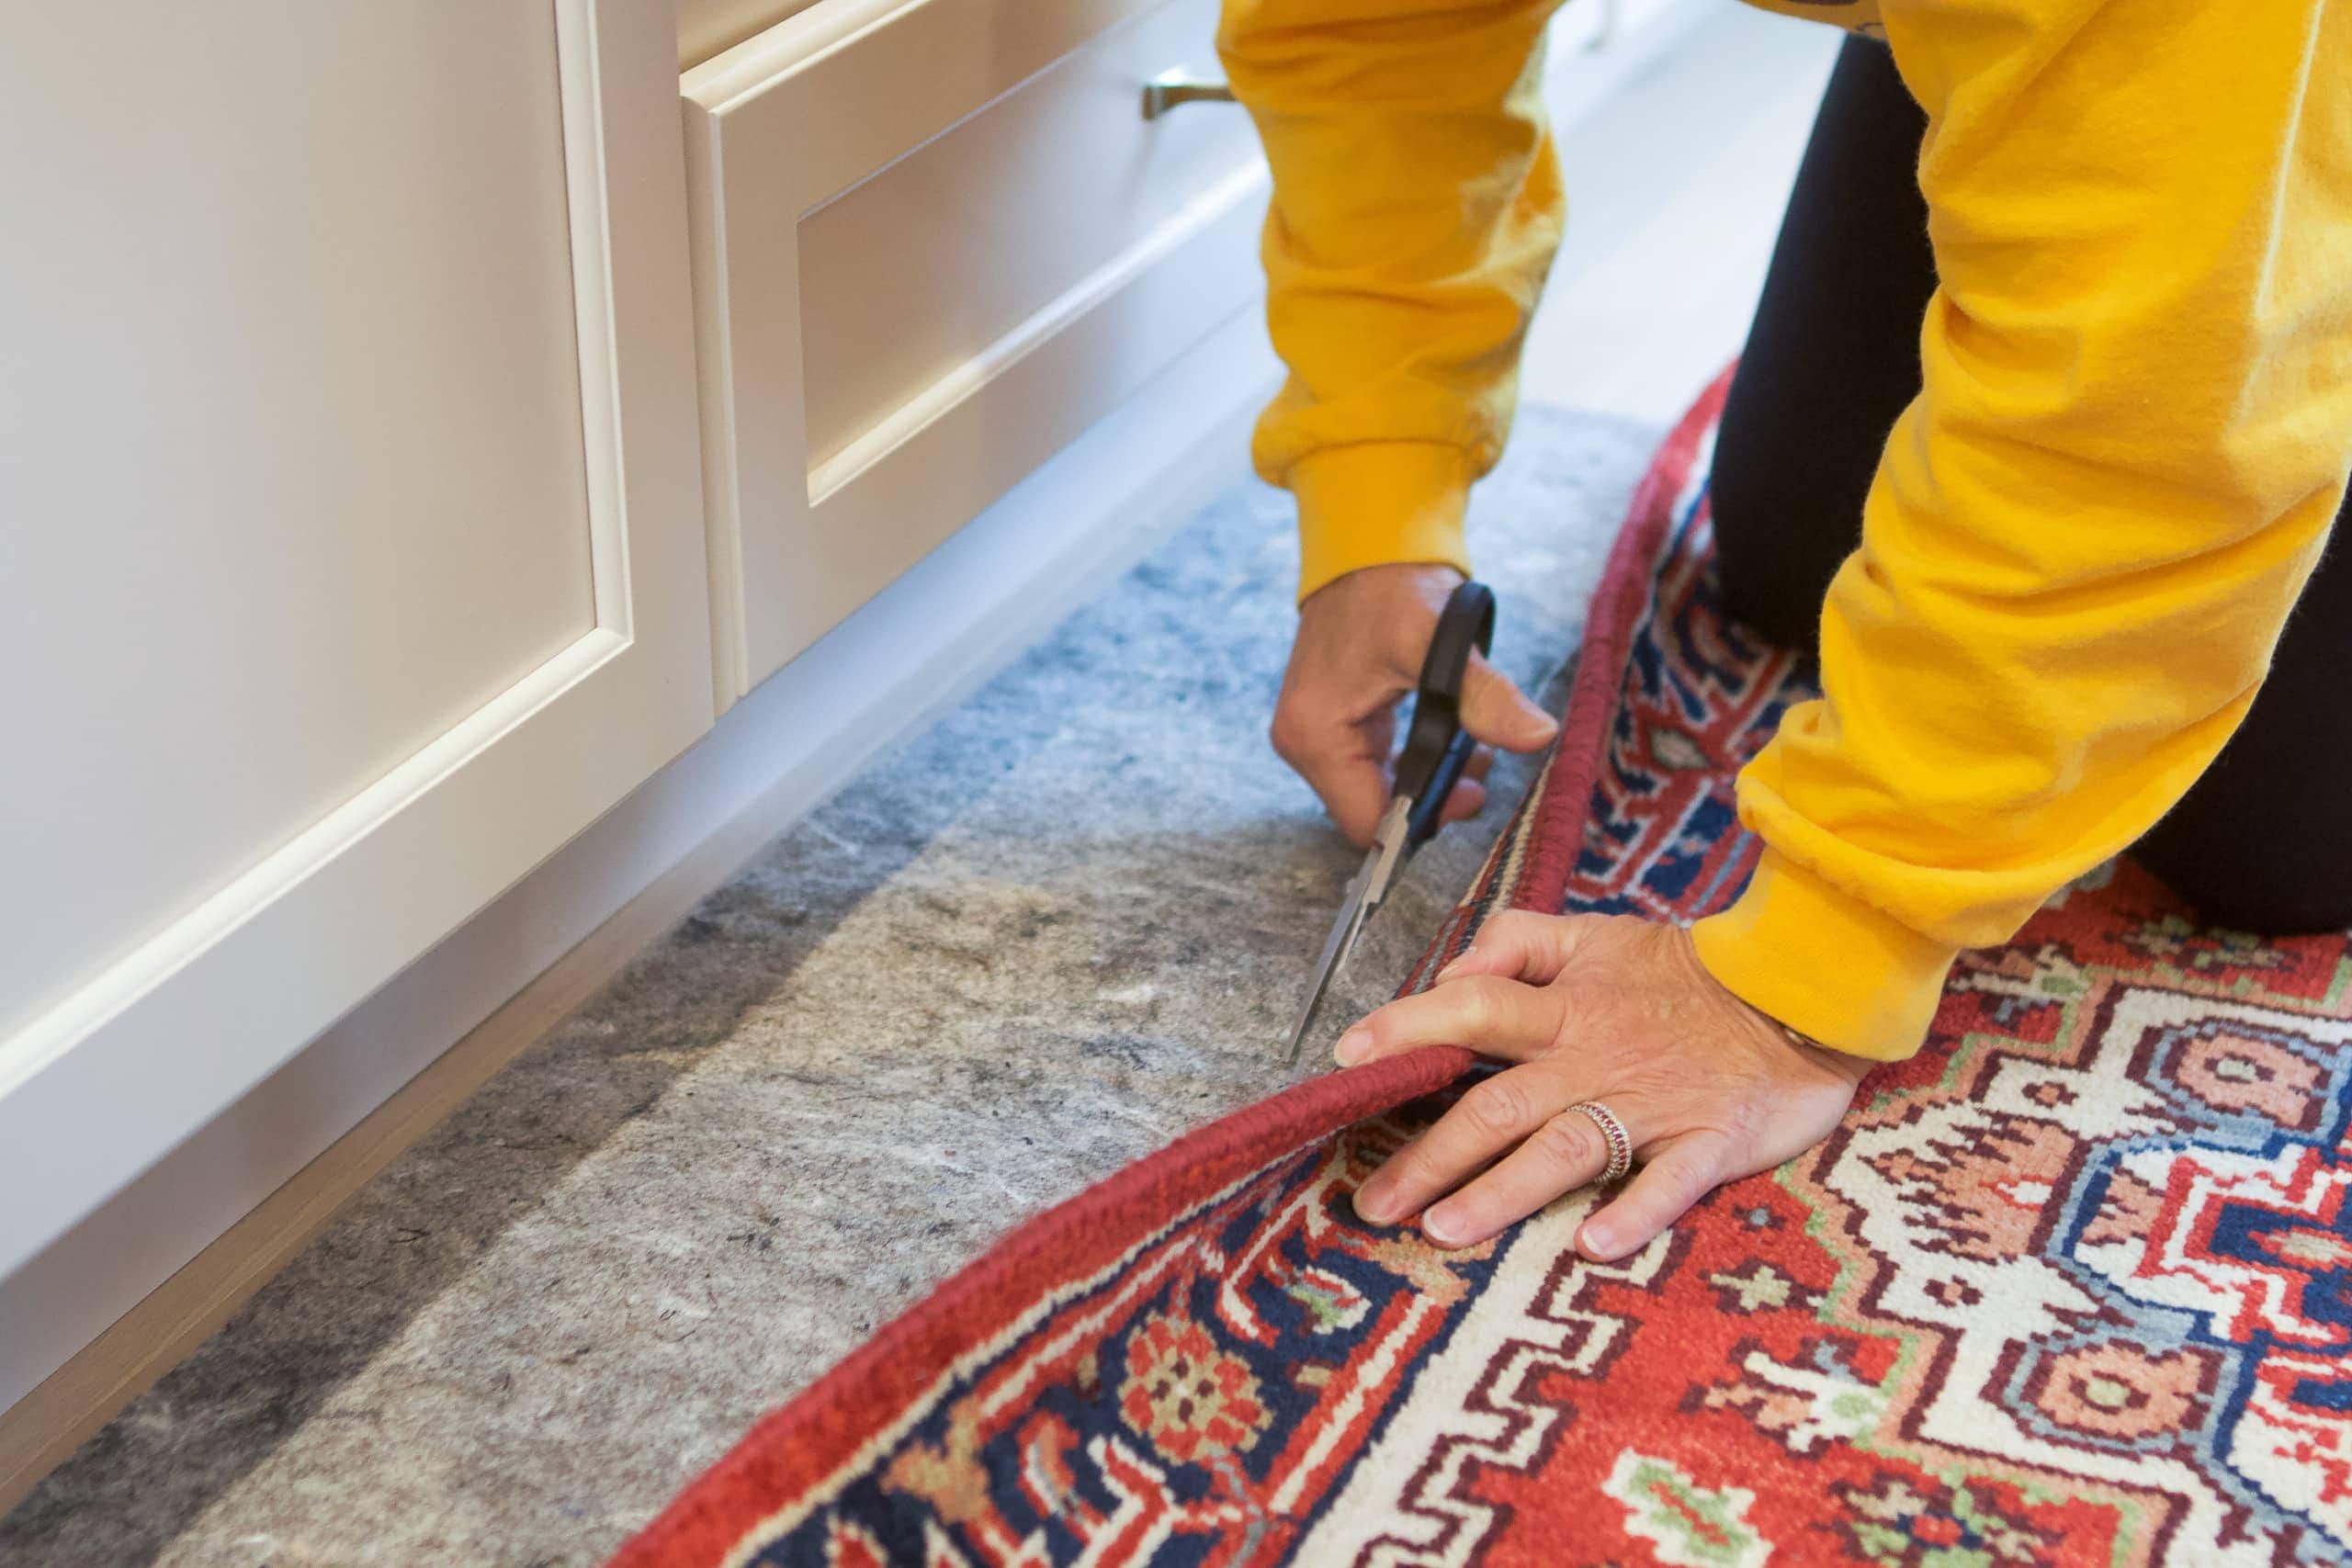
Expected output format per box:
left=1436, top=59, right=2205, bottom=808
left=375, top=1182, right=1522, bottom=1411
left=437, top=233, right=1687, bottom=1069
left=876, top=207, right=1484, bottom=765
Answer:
left=1217, top=0, right=2352, bottom=1060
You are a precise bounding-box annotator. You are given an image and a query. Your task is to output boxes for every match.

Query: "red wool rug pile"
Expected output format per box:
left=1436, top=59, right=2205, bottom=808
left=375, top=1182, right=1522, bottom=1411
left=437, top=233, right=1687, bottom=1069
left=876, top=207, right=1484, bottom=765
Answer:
left=615, top=374, right=2352, bottom=1567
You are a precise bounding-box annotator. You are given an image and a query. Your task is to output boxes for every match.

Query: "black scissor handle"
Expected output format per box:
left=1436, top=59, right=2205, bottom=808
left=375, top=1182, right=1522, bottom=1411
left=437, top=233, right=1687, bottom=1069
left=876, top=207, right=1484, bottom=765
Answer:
left=1396, top=581, right=1496, bottom=850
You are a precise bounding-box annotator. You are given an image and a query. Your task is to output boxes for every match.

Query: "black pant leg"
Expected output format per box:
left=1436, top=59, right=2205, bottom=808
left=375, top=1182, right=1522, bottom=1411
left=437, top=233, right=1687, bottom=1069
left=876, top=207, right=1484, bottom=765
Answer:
left=2135, top=544, right=2352, bottom=932
left=1709, top=33, right=2352, bottom=933
left=1712, top=35, right=1932, bottom=649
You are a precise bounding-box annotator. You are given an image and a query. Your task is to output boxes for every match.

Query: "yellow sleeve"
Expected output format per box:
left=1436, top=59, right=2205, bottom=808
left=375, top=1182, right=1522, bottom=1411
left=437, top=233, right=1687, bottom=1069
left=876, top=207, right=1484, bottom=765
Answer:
left=1216, top=0, right=1566, bottom=602
left=1693, top=2, right=2352, bottom=1061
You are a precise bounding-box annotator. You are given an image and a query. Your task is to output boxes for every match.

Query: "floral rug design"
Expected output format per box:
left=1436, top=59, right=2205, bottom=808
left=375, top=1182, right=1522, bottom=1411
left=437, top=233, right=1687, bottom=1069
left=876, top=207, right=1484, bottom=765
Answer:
left=614, top=374, right=2352, bottom=1567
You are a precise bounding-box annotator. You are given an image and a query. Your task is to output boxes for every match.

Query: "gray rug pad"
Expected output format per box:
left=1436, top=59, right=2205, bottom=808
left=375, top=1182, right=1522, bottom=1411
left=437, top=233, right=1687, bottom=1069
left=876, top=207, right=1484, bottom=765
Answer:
left=1, top=403, right=1662, bottom=1566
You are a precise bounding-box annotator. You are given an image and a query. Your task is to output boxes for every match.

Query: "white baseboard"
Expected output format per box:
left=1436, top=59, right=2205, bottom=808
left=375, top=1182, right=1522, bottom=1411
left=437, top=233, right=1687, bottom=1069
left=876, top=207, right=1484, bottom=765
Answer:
left=0, top=302, right=1280, bottom=1466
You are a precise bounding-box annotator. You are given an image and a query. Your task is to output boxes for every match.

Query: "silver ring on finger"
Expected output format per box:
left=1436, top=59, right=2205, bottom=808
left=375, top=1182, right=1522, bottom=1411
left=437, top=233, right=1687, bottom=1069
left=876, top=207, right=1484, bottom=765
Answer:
left=1567, top=1100, right=1634, bottom=1183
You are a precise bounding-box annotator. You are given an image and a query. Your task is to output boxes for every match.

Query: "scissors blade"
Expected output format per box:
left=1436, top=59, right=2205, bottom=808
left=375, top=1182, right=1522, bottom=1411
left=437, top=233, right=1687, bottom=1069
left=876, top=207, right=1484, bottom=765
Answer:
left=1284, top=797, right=1416, bottom=1064
left=1284, top=856, right=1376, bottom=1064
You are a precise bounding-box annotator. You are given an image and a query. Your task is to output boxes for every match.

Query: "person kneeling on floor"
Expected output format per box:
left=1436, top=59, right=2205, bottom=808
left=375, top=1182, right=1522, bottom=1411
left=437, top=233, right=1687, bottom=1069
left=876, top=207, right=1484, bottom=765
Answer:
left=1221, top=0, right=2352, bottom=1257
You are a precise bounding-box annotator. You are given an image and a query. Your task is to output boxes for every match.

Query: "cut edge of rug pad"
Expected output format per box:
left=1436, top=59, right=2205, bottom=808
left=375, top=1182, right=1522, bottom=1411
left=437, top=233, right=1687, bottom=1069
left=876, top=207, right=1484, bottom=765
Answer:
left=608, top=376, right=1737, bottom=1568
left=3, top=400, right=1667, bottom=1568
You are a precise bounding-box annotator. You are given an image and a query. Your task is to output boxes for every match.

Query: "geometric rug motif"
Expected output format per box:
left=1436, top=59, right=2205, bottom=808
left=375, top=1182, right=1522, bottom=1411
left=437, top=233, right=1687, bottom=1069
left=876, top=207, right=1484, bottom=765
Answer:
left=612, top=372, right=2352, bottom=1566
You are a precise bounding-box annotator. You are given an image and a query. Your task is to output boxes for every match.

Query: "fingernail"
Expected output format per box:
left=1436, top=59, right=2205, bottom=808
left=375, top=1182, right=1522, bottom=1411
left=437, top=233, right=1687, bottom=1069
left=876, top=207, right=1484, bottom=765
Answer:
left=1334, top=1025, right=1373, bottom=1066
left=1433, top=953, right=1470, bottom=984
left=1579, top=1223, right=1615, bottom=1259
left=1423, top=1204, right=1467, bottom=1246
left=1351, top=1186, right=1395, bottom=1225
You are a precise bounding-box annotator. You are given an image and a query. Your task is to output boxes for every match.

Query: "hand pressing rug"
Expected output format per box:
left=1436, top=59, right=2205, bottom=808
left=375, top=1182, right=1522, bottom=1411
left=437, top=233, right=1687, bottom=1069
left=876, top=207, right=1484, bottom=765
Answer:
left=614, top=373, right=2352, bottom=1568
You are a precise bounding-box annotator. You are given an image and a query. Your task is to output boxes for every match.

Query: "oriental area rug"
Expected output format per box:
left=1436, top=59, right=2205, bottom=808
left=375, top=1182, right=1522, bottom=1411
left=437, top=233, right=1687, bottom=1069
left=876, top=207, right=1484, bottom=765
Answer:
left=613, top=374, right=2352, bottom=1567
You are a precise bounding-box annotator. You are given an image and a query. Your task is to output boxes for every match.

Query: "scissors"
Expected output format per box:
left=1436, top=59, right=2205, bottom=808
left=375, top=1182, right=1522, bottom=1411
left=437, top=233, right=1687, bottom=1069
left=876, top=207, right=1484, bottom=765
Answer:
left=1285, top=580, right=1497, bottom=1064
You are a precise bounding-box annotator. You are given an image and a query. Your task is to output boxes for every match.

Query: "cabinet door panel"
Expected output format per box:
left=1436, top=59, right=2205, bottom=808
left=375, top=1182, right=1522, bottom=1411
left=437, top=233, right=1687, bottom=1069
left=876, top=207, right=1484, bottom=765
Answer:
left=684, top=0, right=1269, bottom=697
left=0, top=0, right=713, bottom=1281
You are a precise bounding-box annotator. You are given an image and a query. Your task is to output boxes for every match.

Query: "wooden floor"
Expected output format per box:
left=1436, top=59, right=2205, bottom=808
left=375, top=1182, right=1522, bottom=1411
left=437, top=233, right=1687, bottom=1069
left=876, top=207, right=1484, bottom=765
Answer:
left=1526, top=3, right=1841, bottom=421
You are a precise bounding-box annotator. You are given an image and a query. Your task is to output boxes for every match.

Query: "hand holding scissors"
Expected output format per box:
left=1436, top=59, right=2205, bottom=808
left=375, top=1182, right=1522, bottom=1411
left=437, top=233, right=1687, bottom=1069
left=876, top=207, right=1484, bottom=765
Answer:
left=1286, top=580, right=1497, bottom=1062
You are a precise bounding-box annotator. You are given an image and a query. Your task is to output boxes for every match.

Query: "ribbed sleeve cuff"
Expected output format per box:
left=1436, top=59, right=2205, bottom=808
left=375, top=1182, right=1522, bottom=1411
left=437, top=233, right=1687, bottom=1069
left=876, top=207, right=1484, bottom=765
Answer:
left=1290, top=443, right=1473, bottom=603
left=1690, top=850, right=1958, bottom=1062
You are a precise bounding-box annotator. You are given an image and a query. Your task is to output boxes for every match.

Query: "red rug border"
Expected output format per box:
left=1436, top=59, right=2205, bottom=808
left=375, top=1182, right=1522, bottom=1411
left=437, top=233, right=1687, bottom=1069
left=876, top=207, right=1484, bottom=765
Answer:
left=1509, top=367, right=1731, bottom=919
left=606, top=371, right=1734, bottom=1568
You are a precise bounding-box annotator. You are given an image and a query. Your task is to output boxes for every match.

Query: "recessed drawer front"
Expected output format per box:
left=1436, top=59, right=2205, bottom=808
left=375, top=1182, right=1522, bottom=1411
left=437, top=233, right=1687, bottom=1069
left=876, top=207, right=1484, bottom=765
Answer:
left=684, top=0, right=1269, bottom=699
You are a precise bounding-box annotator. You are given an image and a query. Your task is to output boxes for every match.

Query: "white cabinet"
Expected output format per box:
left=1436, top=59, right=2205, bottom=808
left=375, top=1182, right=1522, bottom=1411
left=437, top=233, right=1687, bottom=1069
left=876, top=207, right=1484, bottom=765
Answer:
left=679, top=0, right=829, bottom=67
left=683, top=0, right=1270, bottom=701
left=0, top=0, right=714, bottom=1282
